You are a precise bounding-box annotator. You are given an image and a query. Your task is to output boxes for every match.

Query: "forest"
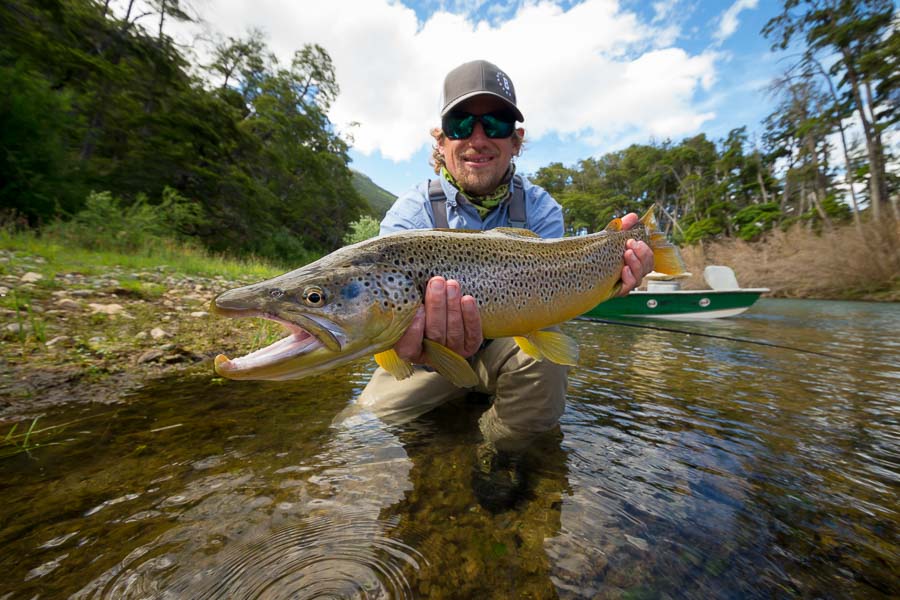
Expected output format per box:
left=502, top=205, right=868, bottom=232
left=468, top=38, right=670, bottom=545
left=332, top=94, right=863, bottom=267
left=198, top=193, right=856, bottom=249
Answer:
left=1, top=0, right=897, bottom=260
left=1, top=0, right=366, bottom=263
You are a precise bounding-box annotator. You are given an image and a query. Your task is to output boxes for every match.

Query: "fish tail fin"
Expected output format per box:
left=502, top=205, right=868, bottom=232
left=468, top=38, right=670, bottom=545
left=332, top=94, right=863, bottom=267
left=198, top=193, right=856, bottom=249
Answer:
left=640, top=207, right=687, bottom=276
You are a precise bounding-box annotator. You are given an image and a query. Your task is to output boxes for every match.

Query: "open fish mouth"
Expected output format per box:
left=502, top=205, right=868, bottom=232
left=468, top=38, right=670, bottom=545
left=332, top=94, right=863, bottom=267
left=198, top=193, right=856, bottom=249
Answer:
left=214, top=312, right=327, bottom=375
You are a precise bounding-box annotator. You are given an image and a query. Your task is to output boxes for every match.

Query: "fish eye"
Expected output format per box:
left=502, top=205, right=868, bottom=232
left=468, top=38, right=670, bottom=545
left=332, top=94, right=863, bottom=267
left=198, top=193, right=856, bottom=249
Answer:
left=303, top=287, right=325, bottom=307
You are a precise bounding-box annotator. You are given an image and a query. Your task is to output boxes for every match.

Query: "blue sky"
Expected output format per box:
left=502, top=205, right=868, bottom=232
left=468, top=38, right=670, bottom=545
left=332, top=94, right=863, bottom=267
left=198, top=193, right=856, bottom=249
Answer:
left=173, top=0, right=792, bottom=196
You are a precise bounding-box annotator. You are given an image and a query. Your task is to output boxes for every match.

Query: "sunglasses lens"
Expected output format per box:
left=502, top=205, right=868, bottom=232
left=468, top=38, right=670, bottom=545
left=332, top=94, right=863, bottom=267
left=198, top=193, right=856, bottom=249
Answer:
left=443, top=113, right=475, bottom=139
left=481, top=114, right=515, bottom=138
left=442, top=112, right=516, bottom=139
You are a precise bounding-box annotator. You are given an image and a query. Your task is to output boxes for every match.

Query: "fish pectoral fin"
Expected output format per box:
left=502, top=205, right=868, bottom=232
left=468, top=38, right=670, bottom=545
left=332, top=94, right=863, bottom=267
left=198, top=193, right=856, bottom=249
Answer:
left=490, top=227, right=540, bottom=238
left=374, top=349, right=414, bottom=380
left=422, top=340, right=478, bottom=388
left=513, top=335, right=544, bottom=361
left=527, top=330, right=580, bottom=366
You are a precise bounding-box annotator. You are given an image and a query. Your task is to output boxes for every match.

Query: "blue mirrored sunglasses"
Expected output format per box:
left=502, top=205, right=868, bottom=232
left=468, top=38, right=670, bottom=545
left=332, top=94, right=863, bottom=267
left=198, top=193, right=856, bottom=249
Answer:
left=442, top=111, right=517, bottom=140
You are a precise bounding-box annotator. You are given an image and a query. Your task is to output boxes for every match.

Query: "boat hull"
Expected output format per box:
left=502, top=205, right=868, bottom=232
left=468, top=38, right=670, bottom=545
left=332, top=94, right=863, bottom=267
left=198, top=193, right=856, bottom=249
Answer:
left=582, top=289, right=768, bottom=320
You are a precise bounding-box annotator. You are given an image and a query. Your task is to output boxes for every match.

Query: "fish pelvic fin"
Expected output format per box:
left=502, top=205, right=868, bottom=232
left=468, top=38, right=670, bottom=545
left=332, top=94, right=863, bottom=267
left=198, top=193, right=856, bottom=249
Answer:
left=374, top=349, right=414, bottom=380
left=422, top=339, right=478, bottom=388
left=640, top=207, right=687, bottom=276
left=515, top=330, right=580, bottom=366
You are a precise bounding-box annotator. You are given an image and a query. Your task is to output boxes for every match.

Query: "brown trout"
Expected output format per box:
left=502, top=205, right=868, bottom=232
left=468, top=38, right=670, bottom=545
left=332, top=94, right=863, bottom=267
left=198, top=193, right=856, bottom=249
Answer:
left=212, top=208, right=685, bottom=385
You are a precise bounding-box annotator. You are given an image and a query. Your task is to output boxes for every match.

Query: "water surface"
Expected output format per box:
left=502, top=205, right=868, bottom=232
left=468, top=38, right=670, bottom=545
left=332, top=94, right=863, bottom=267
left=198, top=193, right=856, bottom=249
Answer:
left=1, top=298, right=897, bottom=598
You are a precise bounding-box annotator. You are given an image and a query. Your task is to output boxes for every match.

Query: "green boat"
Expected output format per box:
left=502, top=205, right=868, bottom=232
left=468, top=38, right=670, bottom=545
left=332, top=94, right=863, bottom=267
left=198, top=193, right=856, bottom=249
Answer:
left=582, top=266, right=769, bottom=321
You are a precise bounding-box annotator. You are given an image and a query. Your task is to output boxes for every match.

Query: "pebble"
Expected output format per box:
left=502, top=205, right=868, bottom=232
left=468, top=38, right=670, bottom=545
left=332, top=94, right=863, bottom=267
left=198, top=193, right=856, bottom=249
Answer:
left=137, top=349, right=166, bottom=364
left=55, top=299, right=81, bottom=311
left=135, top=331, right=149, bottom=340
left=89, top=303, right=125, bottom=315
left=150, top=327, right=170, bottom=340
left=0, top=286, right=8, bottom=297
left=189, top=311, right=209, bottom=318
left=21, top=272, right=43, bottom=283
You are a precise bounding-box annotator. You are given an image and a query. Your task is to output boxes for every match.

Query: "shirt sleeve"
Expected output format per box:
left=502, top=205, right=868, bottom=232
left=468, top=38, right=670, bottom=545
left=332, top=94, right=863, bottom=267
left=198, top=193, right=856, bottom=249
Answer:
left=523, top=180, right=565, bottom=239
left=380, top=182, right=432, bottom=235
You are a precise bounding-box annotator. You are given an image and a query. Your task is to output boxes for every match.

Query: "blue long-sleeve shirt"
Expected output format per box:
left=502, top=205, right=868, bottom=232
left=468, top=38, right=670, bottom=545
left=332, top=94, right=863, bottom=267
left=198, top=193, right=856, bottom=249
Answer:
left=380, top=175, right=564, bottom=238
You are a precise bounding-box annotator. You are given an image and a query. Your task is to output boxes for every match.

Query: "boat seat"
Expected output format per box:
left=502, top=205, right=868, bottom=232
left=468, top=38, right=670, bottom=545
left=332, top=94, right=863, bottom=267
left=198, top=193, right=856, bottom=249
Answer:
left=703, top=266, right=740, bottom=290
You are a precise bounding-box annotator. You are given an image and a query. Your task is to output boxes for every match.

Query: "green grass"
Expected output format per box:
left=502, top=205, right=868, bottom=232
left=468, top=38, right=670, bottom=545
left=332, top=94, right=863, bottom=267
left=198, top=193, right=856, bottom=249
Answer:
left=1, top=228, right=290, bottom=282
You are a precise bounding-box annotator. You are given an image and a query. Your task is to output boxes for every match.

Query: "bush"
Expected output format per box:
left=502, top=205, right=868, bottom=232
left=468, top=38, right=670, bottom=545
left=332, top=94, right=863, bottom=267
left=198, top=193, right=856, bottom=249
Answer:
left=342, top=215, right=380, bottom=245
left=45, top=188, right=204, bottom=253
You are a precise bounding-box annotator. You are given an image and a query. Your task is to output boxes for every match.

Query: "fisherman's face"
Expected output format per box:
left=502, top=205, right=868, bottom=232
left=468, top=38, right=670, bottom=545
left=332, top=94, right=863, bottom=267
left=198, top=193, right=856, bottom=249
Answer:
left=438, top=95, right=524, bottom=196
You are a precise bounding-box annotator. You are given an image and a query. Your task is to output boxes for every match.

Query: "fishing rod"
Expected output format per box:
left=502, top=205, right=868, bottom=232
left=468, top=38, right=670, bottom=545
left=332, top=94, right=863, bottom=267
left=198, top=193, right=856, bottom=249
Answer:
left=579, top=317, right=840, bottom=359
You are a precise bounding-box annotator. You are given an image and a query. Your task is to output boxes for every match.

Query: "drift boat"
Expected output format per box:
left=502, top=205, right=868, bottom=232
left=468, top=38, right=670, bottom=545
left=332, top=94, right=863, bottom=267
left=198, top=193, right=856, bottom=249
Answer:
left=582, top=266, right=768, bottom=320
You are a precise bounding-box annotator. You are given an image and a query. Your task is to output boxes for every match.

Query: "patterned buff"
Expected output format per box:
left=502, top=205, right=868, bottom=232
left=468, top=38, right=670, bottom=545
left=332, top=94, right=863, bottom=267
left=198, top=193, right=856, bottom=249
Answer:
left=441, top=165, right=515, bottom=218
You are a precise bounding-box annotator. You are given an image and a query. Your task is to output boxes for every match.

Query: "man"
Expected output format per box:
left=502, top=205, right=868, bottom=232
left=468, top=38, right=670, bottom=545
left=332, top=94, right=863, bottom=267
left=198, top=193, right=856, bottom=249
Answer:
left=358, top=60, right=653, bottom=440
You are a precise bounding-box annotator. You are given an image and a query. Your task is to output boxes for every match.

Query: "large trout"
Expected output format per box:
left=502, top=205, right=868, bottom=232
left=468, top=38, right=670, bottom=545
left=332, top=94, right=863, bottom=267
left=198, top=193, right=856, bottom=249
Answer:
left=212, top=208, right=685, bottom=385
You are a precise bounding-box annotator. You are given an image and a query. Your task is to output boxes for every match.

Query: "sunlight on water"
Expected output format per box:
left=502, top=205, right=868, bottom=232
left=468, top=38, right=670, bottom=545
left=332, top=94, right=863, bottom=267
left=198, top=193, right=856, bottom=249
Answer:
left=0, top=299, right=897, bottom=598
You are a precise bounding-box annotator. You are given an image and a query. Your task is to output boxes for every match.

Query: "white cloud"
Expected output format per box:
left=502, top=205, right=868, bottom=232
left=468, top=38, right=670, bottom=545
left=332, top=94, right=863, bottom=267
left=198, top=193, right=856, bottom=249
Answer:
left=714, top=0, right=759, bottom=44
left=170, top=0, right=719, bottom=162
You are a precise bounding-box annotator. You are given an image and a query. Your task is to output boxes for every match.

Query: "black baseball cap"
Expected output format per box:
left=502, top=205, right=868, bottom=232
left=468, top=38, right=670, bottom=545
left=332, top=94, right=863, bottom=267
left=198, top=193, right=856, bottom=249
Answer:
left=440, top=60, right=524, bottom=122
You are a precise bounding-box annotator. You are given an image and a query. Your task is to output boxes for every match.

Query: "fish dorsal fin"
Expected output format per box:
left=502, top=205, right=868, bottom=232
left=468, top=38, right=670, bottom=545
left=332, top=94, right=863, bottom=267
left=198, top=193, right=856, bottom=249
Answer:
left=422, top=340, right=479, bottom=387
left=490, top=227, right=540, bottom=238
left=514, top=330, right=580, bottom=366
left=374, top=349, right=414, bottom=380
left=603, top=217, right=624, bottom=232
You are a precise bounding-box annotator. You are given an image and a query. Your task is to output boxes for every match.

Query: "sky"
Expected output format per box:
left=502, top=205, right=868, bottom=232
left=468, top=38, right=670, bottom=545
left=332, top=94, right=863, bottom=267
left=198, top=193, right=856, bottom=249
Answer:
left=165, top=0, right=792, bottom=196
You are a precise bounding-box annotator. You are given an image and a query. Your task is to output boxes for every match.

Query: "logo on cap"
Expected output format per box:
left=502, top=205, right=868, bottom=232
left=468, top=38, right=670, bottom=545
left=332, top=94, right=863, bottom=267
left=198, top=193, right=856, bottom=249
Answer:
left=496, top=72, right=512, bottom=98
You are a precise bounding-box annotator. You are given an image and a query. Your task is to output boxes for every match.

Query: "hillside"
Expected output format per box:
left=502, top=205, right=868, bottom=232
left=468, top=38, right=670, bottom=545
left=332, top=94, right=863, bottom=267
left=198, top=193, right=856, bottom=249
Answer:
left=352, top=170, right=396, bottom=218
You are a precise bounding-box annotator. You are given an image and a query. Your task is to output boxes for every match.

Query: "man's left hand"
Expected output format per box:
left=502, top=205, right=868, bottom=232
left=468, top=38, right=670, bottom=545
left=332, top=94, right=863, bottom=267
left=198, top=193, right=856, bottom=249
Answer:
left=618, top=213, right=654, bottom=296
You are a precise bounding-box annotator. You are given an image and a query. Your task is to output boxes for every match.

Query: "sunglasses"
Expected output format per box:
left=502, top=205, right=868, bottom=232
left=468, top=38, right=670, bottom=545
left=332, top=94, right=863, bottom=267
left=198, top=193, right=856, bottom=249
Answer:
left=442, top=111, right=517, bottom=140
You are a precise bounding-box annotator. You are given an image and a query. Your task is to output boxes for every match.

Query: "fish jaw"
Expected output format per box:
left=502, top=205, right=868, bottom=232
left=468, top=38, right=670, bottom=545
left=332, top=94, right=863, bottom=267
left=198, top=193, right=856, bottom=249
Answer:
left=210, top=268, right=420, bottom=381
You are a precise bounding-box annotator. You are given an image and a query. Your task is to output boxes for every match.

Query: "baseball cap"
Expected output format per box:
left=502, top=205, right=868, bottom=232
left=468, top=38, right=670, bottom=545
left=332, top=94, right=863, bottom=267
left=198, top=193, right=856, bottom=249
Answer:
left=440, top=60, right=524, bottom=122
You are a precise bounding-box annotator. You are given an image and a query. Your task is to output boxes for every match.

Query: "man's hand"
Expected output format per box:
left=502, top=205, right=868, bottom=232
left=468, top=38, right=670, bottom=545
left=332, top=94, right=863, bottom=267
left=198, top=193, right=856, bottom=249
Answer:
left=393, top=276, right=483, bottom=364
left=617, top=213, right=654, bottom=296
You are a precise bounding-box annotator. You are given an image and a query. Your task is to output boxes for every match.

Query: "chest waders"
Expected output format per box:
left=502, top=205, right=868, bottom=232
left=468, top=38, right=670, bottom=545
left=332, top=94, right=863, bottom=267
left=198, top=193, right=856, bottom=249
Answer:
left=427, top=175, right=526, bottom=229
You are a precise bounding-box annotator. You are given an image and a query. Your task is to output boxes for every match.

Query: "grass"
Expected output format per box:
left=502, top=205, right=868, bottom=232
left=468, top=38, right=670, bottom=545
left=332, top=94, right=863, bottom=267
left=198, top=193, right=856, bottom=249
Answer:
left=0, top=227, right=289, bottom=283
left=680, top=218, right=900, bottom=301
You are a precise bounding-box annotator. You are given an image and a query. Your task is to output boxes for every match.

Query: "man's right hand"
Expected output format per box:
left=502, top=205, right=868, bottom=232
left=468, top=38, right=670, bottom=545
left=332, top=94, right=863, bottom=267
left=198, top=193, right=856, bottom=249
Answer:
left=394, top=276, right=483, bottom=364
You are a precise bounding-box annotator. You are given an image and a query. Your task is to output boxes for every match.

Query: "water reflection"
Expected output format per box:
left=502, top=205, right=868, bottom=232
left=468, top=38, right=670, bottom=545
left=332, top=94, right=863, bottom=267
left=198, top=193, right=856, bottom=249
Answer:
left=0, top=299, right=897, bottom=598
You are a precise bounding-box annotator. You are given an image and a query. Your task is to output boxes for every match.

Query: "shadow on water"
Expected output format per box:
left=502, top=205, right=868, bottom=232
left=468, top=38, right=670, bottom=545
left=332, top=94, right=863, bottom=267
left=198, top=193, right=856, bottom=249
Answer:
left=0, top=298, right=898, bottom=598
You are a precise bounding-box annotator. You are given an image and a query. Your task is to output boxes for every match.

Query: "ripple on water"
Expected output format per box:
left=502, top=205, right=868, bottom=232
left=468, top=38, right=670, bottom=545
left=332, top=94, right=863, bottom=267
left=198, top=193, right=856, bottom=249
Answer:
left=81, top=512, right=426, bottom=600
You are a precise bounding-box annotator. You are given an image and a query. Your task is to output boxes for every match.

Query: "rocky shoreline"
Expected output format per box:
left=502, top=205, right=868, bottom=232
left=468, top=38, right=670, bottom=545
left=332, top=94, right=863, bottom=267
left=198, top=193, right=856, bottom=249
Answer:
left=1, top=250, right=263, bottom=420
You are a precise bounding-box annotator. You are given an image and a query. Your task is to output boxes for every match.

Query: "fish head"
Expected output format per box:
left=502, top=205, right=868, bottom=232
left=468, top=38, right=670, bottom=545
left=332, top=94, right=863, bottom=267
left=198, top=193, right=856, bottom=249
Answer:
left=212, top=261, right=422, bottom=381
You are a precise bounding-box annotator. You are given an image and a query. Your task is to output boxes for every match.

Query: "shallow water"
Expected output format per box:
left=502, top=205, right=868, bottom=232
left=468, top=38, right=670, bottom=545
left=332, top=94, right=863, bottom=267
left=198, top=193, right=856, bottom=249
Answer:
left=1, top=298, right=897, bottom=598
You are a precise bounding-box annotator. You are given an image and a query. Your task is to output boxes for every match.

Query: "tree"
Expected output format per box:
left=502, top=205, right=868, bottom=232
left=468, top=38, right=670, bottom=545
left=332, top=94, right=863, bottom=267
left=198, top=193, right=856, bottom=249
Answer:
left=763, top=0, right=898, bottom=220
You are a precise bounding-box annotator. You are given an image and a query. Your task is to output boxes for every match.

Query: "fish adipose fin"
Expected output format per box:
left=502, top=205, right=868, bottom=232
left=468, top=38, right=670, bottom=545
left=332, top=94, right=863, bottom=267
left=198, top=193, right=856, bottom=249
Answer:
left=514, top=330, right=579, bottom=366
left=374, top=349, right=414, bottom=380
left=640, top=208, right=687, bottom=276
left=422, top=339, right=479, bottom=388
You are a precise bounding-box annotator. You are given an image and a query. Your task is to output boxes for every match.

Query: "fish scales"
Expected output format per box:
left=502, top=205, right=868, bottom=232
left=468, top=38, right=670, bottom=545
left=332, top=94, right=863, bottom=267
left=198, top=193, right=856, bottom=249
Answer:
left=211, top=208, right=684, bottom=382
left=364, top=228, right=647, bottom=338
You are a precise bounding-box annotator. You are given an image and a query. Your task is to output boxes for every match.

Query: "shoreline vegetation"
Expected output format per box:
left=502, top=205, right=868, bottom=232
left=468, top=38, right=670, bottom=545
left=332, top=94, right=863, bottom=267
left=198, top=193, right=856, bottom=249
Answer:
left=2, top=217, right=897, bottom=428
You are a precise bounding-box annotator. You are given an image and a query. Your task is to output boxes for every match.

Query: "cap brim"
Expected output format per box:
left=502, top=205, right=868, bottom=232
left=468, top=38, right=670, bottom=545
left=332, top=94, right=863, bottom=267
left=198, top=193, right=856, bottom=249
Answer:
left=441, top=91, right=524, bottom=122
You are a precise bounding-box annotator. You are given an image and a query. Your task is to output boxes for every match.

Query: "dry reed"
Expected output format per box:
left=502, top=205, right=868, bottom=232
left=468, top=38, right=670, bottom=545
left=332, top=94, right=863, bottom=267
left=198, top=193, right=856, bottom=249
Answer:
left=678, top=219, right=900, bottom=300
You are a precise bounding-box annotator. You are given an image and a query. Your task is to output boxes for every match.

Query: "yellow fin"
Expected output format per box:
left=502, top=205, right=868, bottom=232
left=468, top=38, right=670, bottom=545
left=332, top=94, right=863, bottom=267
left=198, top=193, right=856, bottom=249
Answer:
left=514, top=335, right=544, bottom=360
left=490, top=227, right=540, bottom=238
left=529, top=330, right=580, bottom=366
left=422, top=339, right=478, bottom=388
left=604, top=217, right=624, bottom=232
left=640, top=207, right=687, bottom=276
left=374, top=349, right=414, bottom=380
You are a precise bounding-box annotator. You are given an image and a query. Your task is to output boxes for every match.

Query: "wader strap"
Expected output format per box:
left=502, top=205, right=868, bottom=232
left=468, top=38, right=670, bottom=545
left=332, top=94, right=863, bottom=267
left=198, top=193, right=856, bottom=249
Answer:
left=427, top=175, right=526, bottom=229
left=428, top=179, right=449, bottom=228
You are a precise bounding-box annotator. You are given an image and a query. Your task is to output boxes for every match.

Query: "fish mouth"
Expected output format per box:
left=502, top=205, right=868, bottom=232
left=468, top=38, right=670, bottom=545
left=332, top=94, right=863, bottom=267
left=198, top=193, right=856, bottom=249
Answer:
left=212, top=304, right=349, bottom=380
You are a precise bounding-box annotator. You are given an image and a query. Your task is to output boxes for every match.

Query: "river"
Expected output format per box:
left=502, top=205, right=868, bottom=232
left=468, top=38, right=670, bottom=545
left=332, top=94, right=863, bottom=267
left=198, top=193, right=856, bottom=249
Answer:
left=0, top=298, right=897, bottom=598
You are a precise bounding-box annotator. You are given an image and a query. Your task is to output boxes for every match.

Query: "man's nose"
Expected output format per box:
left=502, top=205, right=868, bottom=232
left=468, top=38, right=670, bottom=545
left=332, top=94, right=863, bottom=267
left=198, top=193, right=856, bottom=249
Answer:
left=468, top=120, right=489, bottom=144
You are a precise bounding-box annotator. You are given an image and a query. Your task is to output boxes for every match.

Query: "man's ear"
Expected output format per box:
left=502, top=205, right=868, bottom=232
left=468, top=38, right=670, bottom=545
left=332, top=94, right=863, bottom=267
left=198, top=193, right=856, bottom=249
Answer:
left=514, top=127, right=525, bottom=154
